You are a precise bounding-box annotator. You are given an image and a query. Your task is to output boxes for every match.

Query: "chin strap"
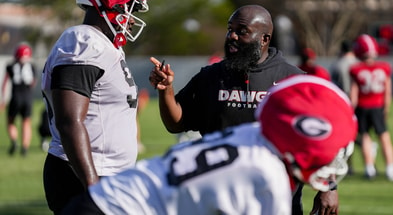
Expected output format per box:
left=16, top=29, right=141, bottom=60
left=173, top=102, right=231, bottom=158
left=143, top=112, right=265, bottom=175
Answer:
left=90, top=0, right=127, bottom=48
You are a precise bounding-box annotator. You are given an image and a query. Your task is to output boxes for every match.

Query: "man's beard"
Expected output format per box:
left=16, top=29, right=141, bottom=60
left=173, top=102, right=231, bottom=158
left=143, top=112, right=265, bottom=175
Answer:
left=223, top=40, right=262, bottom=74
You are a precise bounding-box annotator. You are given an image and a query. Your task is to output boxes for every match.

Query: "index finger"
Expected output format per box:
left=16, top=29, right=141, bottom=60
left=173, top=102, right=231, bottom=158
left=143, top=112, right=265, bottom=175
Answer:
left=149, top=57, right=160, bottom=65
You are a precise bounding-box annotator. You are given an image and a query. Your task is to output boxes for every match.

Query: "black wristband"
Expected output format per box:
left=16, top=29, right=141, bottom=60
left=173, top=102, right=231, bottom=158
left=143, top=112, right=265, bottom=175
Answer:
left=329, top=181, right=338, bottom=190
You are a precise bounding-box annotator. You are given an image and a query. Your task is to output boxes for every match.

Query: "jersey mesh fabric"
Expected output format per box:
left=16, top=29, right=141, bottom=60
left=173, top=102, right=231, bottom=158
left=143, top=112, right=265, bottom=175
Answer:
left=350, top=61, right=391, bottom=108
left=41, top=25, right=138, bottom=176
left=89, top=123, right=292, bottom=215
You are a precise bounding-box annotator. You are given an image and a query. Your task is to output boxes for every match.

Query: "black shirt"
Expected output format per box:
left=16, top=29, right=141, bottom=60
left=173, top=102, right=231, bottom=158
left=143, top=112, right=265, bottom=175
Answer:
left=176, top=47, right=304, bottom=135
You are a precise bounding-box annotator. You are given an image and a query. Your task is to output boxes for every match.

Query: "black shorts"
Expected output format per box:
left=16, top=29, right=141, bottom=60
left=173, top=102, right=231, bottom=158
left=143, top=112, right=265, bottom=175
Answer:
left=355, top=107, right=387, bottom=135
left=43, top=153, right=85, bottom=215
left=60, top=192, right=104, bottom=215
left=7, top=92, right=33, bottom=118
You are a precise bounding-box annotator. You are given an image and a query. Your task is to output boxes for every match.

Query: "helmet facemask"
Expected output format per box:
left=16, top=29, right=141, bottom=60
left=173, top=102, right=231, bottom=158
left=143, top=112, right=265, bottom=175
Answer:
left=90, top=0, right=148, bottom=47
left=289, top=141, right=354, bottom=192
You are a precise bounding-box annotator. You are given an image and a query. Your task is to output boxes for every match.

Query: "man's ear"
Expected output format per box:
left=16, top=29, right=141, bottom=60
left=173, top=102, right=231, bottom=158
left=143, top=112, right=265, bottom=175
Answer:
left=261, top=34, right=271, bottom=46
left=263, top=34, right=271, bottom=42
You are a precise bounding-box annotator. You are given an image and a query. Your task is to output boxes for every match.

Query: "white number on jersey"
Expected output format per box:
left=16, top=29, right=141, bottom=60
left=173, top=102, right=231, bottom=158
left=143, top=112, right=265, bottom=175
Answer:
left=165, top=130, right=239, bottom=186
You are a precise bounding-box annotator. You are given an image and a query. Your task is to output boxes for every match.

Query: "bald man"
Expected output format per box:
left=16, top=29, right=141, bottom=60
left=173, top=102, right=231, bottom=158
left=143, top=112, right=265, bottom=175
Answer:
left=148, top=4, right=303, bottom=135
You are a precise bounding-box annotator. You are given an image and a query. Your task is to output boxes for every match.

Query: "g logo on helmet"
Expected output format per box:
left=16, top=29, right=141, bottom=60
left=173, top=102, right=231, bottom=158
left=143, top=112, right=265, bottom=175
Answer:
left=293, top=116, right=332, bottom=139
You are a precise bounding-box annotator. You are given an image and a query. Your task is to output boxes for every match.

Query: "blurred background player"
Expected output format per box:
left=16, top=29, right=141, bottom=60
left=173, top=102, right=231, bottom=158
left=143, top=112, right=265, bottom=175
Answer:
left=1, top=43, right=37, bottom=156
left=41, top=0, right=149, bottom=214
left=330, top=40, right=360, bottom=174
left=61, top=75, right=357, bottom=215
left=330, top=40, right=359, bottom=96
left=298, top=47, right=331, bottom=81
left=207, top=50, right=223, bottom=65
left=349, top=34, right=393, bottom=181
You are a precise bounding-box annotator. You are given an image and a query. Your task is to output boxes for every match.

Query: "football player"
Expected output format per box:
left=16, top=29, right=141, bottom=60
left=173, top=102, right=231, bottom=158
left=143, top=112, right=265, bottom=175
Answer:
left=61, top=75, right=357, bottom=215
left=349, top=34, right=393, bottom=180
left=298, top=47, right=331, bottom=81
left=2, top=43, right=37, bottom=156
left=42, top=0, right=148, bottom=214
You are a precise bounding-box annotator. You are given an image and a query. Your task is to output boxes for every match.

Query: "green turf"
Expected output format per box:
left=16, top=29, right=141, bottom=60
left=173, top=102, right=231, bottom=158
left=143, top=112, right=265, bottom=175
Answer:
left=0, top=99, right=392, bottom=214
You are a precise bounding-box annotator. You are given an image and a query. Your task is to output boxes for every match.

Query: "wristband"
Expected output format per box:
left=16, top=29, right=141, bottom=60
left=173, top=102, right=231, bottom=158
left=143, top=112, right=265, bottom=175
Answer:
left=329, top=181, right=337, bottom=190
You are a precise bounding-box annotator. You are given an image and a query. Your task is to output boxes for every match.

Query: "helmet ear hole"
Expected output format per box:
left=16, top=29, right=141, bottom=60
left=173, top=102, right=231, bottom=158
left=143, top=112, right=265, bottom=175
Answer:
left=117, top=14, right=128, bottom=24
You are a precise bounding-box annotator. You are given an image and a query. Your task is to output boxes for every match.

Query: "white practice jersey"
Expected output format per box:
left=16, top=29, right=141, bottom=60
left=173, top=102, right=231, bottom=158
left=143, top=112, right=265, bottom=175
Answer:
left=41, top=25, right=138, bottom=175
left=8, top=62, right=35, bottom=86
left=89, top=122, right=292, bottom=215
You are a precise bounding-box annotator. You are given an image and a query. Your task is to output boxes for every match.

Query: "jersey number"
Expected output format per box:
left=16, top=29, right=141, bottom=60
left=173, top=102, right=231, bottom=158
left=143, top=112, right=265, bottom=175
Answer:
left=358, top=68, right=387, bottom=94
left=167, top=144, right=239, bottom=186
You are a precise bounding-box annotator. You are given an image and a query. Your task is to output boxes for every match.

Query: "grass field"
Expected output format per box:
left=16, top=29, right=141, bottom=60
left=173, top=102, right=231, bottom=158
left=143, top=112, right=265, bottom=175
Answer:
left=0, top=99, right=392, bottom=215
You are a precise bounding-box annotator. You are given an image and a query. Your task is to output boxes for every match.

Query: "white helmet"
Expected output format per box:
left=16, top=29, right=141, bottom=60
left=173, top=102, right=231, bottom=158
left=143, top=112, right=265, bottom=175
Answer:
left=76, top=0, right=148, bottom=47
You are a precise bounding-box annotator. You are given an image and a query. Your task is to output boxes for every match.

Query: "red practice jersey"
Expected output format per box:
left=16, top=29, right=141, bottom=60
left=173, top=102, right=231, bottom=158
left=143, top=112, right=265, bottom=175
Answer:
left=350, top=61, right=391, bottom=108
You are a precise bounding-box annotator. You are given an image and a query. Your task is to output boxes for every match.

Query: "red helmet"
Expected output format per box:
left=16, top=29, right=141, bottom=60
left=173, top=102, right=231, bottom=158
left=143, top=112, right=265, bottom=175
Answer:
left=14, top=44, right=32, bottom=60
left=353, top=34, right=379, bottom=59
left=77, top=0, right=149, bottom=47
left=255, top=75, right=357, bottom=191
